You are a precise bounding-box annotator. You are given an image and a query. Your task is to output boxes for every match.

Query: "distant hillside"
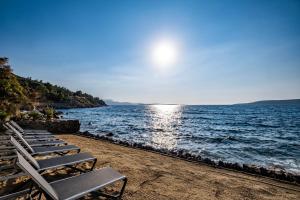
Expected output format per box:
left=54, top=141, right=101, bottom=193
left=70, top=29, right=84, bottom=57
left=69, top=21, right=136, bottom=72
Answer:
left=242, top=99, right=300, bottom=105
left=1, top=57, right=106, bottom=112
left=104, top=99, right=142, bottom=105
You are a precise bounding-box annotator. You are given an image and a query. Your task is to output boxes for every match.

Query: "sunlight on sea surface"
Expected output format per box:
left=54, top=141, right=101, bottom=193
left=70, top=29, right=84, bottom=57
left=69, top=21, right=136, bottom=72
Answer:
left=148, top=105, right=182, bottom=149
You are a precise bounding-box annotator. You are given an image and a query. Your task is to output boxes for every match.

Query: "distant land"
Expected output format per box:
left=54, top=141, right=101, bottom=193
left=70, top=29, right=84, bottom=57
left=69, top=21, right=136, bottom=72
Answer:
left=104, top=99, right=142, bottom=106
left=237, top=99, right=300, bottom=106
left=106, top=99, right=300, bottom=106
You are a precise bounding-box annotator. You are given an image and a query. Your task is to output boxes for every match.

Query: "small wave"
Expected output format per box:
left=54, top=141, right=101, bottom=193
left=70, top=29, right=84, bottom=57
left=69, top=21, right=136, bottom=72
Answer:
left=256, top=123, right=280, bottom=128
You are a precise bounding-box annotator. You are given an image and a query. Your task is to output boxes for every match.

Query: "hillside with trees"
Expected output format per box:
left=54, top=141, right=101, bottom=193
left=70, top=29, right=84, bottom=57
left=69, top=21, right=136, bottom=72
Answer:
left=17, top=76, right=106, bottom=109
left=0, top=57, right=106, bottom=120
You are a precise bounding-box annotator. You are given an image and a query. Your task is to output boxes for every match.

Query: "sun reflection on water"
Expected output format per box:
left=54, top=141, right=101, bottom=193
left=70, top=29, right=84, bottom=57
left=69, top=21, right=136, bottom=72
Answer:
left=148, top=104, right=182, bottom=150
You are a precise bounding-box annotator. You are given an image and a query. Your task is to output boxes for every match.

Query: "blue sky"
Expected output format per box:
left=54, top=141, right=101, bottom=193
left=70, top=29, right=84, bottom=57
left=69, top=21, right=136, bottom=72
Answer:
left=1, top=0, right=300, bottom=104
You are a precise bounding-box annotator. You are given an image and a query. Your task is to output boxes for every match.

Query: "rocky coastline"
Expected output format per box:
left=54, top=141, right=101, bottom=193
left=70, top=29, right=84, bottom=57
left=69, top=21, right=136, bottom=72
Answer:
left=76, top=130, right=300, bottom=185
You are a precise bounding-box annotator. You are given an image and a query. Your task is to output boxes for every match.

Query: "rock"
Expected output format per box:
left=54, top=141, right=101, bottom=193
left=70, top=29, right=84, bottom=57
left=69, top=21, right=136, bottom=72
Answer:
left=232, top=163, right=243, bottom=171
left=218, top=161, right=224, bottom=167
left=185, top=152, right=191, bottom=159
left=55, top=111, right=63, bottom=115
left=294, top=175, right=300, bottom=184
left=243, top=164, right=253, bottom=173
left=253, top=165, right=261, bottom=174
left=106, top=132, right=113, bottom=137
left=196, top=155, right=202, bottom=161
left=286, top=173, right=295, bottom=182
left=274, top=170, right=286, bottom=180
left=203, top=158, right=214, bottom=165
left=260, top=167, right=269, bottom=176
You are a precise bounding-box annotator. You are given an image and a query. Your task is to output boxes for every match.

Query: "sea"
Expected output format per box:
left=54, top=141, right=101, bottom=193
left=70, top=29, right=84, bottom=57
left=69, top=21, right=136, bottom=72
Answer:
left=60, top=104, right=300, bottom=173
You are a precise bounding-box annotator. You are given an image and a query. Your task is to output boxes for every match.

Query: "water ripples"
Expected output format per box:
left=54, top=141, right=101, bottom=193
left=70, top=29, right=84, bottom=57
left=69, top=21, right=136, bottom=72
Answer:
left=61, top=104, right=300, bottom=173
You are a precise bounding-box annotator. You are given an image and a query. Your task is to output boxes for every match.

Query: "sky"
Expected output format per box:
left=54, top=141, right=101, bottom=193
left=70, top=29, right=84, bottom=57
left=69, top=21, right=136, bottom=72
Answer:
left=1, top=0, right=300, bottom=105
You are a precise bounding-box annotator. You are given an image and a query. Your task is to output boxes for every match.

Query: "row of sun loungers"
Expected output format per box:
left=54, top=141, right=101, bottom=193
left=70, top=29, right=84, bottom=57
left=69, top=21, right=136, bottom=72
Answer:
left=0, top=121, right=127, bottom=200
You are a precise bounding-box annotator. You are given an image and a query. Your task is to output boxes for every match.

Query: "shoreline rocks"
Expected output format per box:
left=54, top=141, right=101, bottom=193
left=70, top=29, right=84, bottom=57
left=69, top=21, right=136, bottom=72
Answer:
left=75, top=130, right=300, bottom=184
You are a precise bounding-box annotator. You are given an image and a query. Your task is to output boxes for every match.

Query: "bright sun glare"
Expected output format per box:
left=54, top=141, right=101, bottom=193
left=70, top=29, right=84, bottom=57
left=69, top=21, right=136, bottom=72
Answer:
left=151, top=40, right=178, bottom=68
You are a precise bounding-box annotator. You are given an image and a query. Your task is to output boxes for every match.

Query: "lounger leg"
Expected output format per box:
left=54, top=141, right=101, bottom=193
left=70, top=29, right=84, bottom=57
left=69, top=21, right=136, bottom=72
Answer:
left=37, top=191, right=42, bottom=200
left=26, top=182, right=34, bottom=200
left=25, top=183, right=42, bottom=200
left=118, top=178, right=128, bottom=199
left=90, top=158, right=97, bottom=171
left=67, top=165, right=85, bottom=173
left=55, top=152, right=63, bottom=156
left=92, top=178, right=128, bottom=199
left=43, top=192, right=53, bottom=200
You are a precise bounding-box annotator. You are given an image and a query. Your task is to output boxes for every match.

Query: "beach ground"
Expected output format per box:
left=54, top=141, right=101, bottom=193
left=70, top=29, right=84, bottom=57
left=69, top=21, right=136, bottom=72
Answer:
left=55, top=134, right=300, bottom=200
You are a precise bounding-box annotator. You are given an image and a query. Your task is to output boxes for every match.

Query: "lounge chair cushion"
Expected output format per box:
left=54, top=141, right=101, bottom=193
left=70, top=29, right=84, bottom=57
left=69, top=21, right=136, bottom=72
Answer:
left=32, top=145, right=79, bottom=155
left=50, top=167, right=125, bottom=200
left=28, top=140, right=66, bottom=147
left=37, top=152, right=95, bottom=170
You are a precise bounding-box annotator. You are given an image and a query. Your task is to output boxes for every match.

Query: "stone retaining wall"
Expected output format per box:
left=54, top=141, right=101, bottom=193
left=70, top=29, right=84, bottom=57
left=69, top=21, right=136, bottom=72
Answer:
left=16, top=119, right=80, bottom=133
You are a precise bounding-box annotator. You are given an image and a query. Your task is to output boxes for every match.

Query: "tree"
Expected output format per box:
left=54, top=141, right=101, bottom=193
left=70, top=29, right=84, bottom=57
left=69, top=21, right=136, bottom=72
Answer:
left=0, top=57, right=30, bottom=120
left=74, top=90, right=83, bottom=96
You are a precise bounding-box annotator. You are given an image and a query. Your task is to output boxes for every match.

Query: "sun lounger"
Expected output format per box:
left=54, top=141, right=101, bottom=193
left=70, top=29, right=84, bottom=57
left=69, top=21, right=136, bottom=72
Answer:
left=8, top=125, right=56, bottom=139
left=5, top=124, right=66, bottom=147
left=4, top=123, right=55, bottom=140
left=27, top=140, right=67, bottom=147
left=16, top=152, right=127, bottom=200
left=0, top=138, right=79, bottom=199
left=1, top=136, right=79, bottom=163
left=11, top=137, right=96, bottom=172
left=13, top=134, right=80, bottom=156
left=0, top=188, right=30, bottom=200
left=0, top=132, right=79, bottom=162
left=2, top=130, right=57, bottom=143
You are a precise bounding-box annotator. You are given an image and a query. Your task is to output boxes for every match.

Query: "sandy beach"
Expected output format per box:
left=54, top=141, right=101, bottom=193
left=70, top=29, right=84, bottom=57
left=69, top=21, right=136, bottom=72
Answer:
left=55, top=134, right=300, bottom=200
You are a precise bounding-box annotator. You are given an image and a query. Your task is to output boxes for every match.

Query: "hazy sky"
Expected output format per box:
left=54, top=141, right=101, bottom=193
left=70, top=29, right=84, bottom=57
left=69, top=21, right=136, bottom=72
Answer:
left=1, top=0, right=300, bottom=104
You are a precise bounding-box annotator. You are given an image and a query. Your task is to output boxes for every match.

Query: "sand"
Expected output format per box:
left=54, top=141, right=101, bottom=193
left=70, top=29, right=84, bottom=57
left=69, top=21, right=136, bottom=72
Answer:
left=54, top=134, right=300, bottom=200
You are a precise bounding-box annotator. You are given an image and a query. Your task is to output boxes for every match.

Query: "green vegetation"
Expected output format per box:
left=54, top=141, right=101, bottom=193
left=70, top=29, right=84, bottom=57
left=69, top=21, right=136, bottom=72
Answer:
left=27, top=110, right=43, bottom=121
left=0, top=57, right=32, bottom=120
left=0, top=57, right=106, bottom=121
left=42, top=107, right=55, bottom=120
left=17, top=75, right=106, bottom=109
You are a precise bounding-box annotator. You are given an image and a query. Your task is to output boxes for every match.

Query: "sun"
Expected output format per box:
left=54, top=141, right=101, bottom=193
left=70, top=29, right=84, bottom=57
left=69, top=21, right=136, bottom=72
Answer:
left=151, top=39, right=178, bottom=68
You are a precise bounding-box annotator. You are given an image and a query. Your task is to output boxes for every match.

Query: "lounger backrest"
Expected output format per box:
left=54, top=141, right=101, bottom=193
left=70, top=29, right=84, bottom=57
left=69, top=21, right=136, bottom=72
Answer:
left=10, top=136, right=40, bottom=169
left=10, top=120, right=24, bottom=133
left=5, top=123, right=34, bottom=153
left=16, top=152, right=59, bottom=200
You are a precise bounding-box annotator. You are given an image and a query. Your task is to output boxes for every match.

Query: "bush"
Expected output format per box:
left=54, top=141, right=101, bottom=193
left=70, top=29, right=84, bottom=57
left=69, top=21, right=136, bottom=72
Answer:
left=0, top=110, right=8, bottom=121
left=28, top=111, right=43, bottom=121
left=43, top=107, right=55, bottom=120
left=19, top=112, right=30, bottom=120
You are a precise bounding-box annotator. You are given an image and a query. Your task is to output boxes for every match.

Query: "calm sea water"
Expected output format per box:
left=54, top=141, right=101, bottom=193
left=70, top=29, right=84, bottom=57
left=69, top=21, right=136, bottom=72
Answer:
left=60, top=104, right=300, bottom=173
